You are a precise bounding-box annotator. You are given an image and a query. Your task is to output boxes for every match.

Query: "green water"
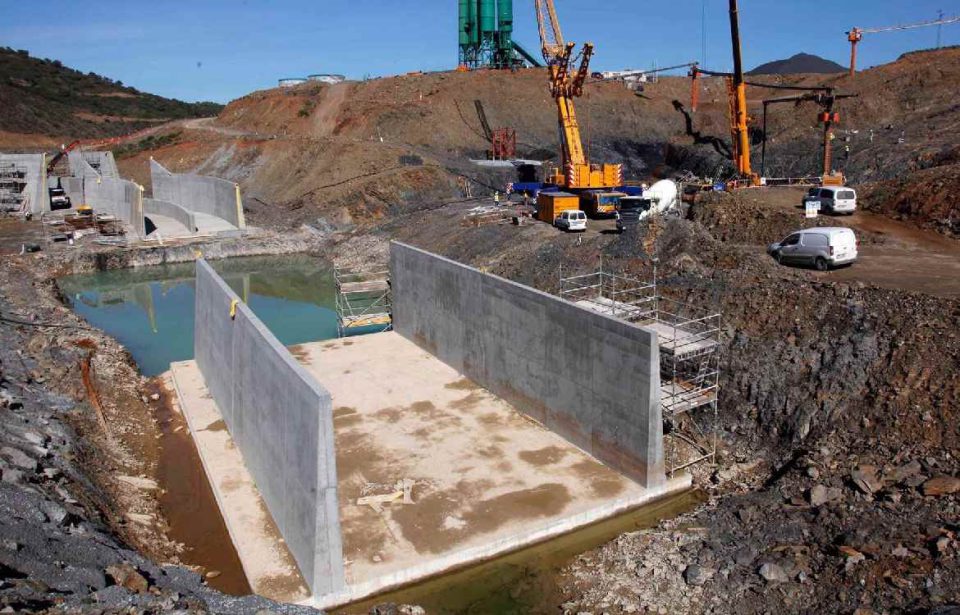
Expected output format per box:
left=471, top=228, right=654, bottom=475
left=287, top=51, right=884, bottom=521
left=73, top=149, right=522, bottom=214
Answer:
left=59, top=255, right=339, bottom=376
left=336, top=489, right=705, bottom=614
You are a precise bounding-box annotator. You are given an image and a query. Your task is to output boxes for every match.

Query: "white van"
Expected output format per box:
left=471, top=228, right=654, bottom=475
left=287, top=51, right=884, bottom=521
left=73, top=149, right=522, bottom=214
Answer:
left=803, top=186, right=857, bottom=215
left=555, top=210, right=587, bottom=232
left=767, top=227, right=859, bottom=270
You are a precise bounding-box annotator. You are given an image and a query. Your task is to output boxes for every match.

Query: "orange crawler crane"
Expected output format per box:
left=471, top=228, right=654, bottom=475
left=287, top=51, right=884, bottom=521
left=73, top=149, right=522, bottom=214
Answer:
left=534, top=0, right=621, bottom=189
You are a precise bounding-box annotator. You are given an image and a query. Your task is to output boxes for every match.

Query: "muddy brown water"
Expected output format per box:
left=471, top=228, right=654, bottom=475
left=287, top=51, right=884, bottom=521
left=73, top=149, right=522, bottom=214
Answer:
left=334, top=488, right=706, bottom=614
left=150, top=379, right=251, bottom=595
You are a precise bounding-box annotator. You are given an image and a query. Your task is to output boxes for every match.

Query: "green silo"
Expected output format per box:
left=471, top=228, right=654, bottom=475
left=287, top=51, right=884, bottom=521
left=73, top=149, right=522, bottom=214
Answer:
left=498, top=0, right=513, bottom=36
left=480, top=0, right=496, bottom=41
left=459, top=0, right=469, bottom=47
left=467, top=0, right=479, bottom=44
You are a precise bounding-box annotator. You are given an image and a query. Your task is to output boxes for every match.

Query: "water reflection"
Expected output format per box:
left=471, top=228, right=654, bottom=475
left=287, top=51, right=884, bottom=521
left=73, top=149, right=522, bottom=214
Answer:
left=60, top=256, right=338, bottom=376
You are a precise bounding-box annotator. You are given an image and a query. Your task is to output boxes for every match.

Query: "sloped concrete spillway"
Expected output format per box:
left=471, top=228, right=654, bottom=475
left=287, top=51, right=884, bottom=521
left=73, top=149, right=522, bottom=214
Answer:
left=169, top=243, right=688, bottom=609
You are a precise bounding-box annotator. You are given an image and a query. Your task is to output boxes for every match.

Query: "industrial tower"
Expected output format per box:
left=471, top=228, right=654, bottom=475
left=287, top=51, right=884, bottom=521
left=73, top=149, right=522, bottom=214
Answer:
left=458, top=0, right=541, bottom=69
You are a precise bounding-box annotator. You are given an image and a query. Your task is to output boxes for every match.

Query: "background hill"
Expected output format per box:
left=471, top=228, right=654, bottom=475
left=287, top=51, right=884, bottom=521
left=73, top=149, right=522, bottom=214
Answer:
left=748, top=52, right=846, bottom=75
left=0, top=47, right=222, bottom=144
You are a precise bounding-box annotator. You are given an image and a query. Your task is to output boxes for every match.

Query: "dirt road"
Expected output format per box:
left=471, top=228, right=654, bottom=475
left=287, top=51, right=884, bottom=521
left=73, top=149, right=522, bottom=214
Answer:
left=746, top=187, right=960, bottom=298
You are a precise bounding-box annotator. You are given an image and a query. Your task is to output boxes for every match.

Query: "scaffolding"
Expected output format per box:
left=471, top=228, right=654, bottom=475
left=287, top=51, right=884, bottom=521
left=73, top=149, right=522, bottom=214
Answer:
left=334, top=267, right=392, bottom=337
left=0, top=162, right=28, bottom=213
left=559, top=261, right=721, bottom=476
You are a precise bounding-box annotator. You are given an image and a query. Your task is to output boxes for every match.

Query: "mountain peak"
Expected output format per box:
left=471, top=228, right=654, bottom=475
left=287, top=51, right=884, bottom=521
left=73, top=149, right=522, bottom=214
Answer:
left=748, top=53, right=846, bottom=75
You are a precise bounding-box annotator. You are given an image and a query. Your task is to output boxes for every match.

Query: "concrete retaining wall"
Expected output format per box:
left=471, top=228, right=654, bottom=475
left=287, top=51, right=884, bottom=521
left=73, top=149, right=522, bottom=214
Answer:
left=144, top=198, right=197, bottom=234
left=0, top=153, right=47, bottom=214
left=82, top=151, right=119, bottom=178
left=82, top=175, right=146, bottom=239
left=193, top=260, right=344, bottom=596
left=390, top=242, right=665, bottom=488
left=151, top=159, right=245, bottom=229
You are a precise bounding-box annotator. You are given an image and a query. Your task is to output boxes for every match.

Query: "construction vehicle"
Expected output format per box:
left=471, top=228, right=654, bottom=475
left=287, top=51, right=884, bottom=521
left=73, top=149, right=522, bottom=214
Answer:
left=760, top=89, right=858, bottom=185
left=534, top=0, right=622, bottom=191
left=847, top=13, right=959, bottom=76
left=474, top=100, right=517, bottom=160
left=579, top=190, right=625, bottom=218
left=685, top=1, right=759, bottom=187
left=46, top=141, right=81, bottom=175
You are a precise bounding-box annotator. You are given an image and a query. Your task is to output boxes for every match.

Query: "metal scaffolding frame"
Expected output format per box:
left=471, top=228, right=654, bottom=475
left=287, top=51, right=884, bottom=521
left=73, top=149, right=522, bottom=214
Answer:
left=0, top=162, right=28, bottom=213
left=559, top=259, right=721, bottom=476
left=334, top=267, right=392, bottom=337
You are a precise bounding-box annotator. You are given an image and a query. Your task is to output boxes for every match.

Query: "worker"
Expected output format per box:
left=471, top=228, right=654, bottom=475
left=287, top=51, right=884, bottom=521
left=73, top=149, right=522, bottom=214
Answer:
left=494, top=191, right=501, bottom=206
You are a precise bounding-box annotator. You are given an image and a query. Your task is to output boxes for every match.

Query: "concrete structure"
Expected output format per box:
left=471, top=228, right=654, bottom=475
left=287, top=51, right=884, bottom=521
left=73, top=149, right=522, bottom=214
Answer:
left=66, top=152, right=146, bottom=238
left=307, top=74, right=346, bottom=84
left=191, top=260, right=344, bottom=597
left=81, top=151, right=119, bottom=178
left=390, top=241, right=665, bottom=488
left=150, top=158, right=245, bottom=233
left=0, top=153, right=47, bottom=214
left=143, top=198, right=197, bottom=237
left=279, top=78, right=308, bottom=87
left=175, top=248, right=682, bottom=609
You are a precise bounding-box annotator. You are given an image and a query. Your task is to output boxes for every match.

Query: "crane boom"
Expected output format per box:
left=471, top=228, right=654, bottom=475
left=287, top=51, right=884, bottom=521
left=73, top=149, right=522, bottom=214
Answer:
left=535, top=0, right=621, bottom=190
left=535, top=0, right=565, bottom=62
left=860, top=14, right=960, bottom=34
left=847, top=14, right=959, bottom=76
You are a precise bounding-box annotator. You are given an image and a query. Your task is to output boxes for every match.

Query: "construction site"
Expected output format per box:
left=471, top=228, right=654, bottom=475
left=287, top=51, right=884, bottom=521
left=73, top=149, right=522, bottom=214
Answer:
left=0, top=1, right=959, bottom=614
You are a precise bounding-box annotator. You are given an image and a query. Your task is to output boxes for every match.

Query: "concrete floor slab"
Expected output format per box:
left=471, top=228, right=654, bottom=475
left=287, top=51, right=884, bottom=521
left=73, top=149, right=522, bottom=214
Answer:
left=293, top=332, right=688, bottom=607
left=173, top=331, right=689, bottom=609
left=167, top=364, right=310, bottom=603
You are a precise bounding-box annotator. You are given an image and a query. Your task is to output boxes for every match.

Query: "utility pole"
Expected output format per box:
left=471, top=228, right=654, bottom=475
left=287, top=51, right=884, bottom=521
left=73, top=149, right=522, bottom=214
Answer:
left=937, top=9, right=945, bottom=48
left=701, top=0, right=707, bottom=68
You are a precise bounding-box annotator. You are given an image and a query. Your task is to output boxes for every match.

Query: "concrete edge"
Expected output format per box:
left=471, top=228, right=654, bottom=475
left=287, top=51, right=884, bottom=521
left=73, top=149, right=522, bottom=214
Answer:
left=306, top=474, right=692, bottom=610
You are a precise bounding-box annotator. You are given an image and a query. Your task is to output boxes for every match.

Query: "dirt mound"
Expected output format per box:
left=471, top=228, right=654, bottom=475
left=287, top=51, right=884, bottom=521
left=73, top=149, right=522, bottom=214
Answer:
left=859, top=160, right=960, bottom=238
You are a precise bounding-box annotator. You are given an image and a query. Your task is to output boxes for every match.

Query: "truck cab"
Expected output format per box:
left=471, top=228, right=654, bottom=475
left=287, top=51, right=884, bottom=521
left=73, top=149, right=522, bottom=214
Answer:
left=615, top=196, right=653, bottom=231
left=580, top=190, right=625, bottom=218
left=49, top=187, right=72, bottom=211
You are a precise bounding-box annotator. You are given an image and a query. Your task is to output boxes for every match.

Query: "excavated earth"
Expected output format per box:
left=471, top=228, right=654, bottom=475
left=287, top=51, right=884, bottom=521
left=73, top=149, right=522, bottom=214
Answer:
left=1, top=48, right=959, bottom=614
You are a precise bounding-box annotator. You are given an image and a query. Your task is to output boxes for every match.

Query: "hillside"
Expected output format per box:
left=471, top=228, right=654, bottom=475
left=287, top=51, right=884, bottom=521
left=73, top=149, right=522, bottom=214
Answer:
left=748, top=52, right=846, bottom=75
left=113, top=48, right=960, bottom=235
left=0, top=47, right=222, bottom=145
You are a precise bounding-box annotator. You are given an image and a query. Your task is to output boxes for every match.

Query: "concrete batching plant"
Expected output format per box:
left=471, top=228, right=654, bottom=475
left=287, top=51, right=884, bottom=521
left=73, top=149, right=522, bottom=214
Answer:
left=458, top=0, right=541, bottom=69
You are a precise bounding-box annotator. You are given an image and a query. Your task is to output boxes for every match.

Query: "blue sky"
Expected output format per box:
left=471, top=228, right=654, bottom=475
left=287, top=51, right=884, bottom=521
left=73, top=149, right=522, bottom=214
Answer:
left=1, top=0, right=955, bottom=103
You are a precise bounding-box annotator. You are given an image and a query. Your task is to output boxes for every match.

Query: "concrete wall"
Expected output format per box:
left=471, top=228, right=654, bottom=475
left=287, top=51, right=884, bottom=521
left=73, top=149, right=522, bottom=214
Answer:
left=151, top=158, right=245, bottom=229
left=68, top=151, right=100, bottom=178
left=82, top=174, right=146, bottom=239
left=390, top=242, right=665, bottom=488
left=82, top=151, right=119, bottom=178
left=0, top=153, right=47, bottom=214
left=193, top=260, right=344, bottom=596
left=144, top=198, right=197, bottom=235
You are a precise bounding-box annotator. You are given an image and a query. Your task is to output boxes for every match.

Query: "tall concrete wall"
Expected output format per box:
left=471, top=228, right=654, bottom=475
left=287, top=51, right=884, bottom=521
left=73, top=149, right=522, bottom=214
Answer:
left=151, top=159, right=245, bottom=229
left=68, top=151, right=145, bottom=238
left=193, top=260, right=344, bottom=596
left=390, top=242, right=665, bottom=488
left=82, top=151, right=119, bottom=178
left=82, top=174, right=146, bottom=239
left=0, top=153, right=47, bottom=214
left=144, top=198, right=197, bottom=235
